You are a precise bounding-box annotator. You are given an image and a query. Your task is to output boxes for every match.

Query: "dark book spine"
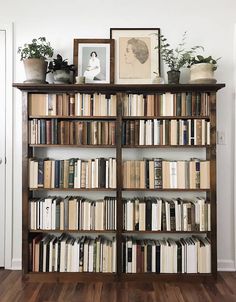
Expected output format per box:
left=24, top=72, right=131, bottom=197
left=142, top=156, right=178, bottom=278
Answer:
left=68, top=159, right=75, bottom=188
left=38, top=159, right=44, bottom=188
left=55, top=160, right=60, bottom=188
left=156, top=245, right=160, bottom=273
left=40, top=120, right=46, bottom=144
left=39, top=240, right=43, bottom=272
left=46, top=240, right=50, bottom=272
left=191, top=120, right=194, bottom=145
left=145, top=199, right=152, bottom=231
left=122, top=123, right=126, bottom=145
left=170, top=204, right=176, bottom=231
left=177, top=243, right=182, bottom=273
left=59, top=160, right=64, bottom=188
left=147, top=243, right=152, bottom=272
left=186, top=92, right=192, bottom=116
left=99, top=158, right=106, bottom=188
left=196, top=92, right=201, bottom=116
left=51, top=119, right=55, bottom=145
left=54, top=119, right=58, bottom=144
left=196, top=161, right=200, bottom=188
left=154, top=159, right=162, bottom=189
left=145, top=159, right=149, bottom=189
left=176, top=93, right=182, bottom=116
left=183, top=120, right=188, bottom=145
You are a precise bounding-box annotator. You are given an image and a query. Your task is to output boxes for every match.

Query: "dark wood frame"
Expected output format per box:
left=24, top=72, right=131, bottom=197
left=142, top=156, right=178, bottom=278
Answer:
left=13, top=82, right=225, bottom=282
left=110, top=28, right=161, bottom=84
left=73, top=39, right=115, bottom=84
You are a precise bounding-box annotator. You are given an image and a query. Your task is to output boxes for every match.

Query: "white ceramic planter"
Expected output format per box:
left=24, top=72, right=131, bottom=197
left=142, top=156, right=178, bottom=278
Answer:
left=23, top=58, right=48, bottom=83
left=189, top=63, right=216, bottom=84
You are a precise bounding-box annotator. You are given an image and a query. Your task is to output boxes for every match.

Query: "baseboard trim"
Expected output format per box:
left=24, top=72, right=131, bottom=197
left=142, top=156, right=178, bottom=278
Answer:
left=11, top=258, right=22, bottom=270
left=218, top=260, right=235, bottom=271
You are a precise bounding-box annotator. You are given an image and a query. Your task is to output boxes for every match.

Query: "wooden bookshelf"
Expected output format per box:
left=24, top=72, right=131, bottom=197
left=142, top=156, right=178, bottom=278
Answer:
left=14, top=83, right=225, bottom=281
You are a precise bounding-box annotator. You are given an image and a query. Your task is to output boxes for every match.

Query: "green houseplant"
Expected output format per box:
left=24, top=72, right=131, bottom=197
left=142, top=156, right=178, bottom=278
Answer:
left=188, top=55, right=221, bottom=83
left=18, top=37, right=54, bottom=83
left=156, top=32, right=203, bottom=84
left=48, top=54, right=76, bottom=84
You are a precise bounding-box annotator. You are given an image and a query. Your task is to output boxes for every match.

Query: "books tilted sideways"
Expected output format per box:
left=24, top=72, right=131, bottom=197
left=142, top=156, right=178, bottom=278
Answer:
left=122, top=236, right=211, bottom=274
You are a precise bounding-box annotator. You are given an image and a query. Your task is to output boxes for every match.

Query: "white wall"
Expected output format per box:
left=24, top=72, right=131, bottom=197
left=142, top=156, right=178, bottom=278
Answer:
left=1, top=0, right=236, bottom=270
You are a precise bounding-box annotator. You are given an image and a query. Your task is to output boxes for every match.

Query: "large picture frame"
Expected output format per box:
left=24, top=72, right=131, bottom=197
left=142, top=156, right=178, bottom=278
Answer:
left=73, top=39, right=114, bottom=84
left=110, top=28, right=160, bottom=84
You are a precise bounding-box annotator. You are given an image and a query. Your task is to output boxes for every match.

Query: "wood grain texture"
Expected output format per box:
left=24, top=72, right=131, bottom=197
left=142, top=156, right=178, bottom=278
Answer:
left=0, top=270, right=236, bottom=302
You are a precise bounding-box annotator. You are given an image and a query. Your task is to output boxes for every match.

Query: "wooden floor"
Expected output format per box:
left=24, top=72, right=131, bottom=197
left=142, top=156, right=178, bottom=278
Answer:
left=0, top=270, right=236, bottom=302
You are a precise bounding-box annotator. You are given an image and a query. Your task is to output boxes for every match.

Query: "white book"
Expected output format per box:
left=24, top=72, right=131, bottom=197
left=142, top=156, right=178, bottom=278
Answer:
left=152, top=201, right=158, bottom=231
left=157, top=198, right=162, bottom=231
left=127, top=239, right=132, bottom=273
left=169, top=161, right=177, bottom=188
left=112, top=238, right=116, bottom=273
left=153, top=119, right=160, bottom=145
left=43, top=198, right=52, bottom=230
left=152, top=242, right=156, bottom=273
left=132, top=241, right=137, bottom=273
left=126, top=200, right=134, bottom=231
left=202, top=120, right=206, bottom=145
left=83, top=240, right=89, bottom=272
left=139, top=120, right=145, bottom=145
left=51, top=198, right=56, bottom=230
left=88, top=240, right=94, bottom=272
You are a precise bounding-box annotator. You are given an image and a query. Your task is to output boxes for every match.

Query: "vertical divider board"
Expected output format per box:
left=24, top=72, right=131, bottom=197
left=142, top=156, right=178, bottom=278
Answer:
left=116, top=92, right=123, bottom=276
left=207, top=91, right=217, bottom=277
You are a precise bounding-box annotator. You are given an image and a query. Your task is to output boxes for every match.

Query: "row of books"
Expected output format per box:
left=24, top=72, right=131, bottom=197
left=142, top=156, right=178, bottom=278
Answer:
left=122, top=92, right=210, bottom=117
left=122, top=119, right=210, bottom=146
left=122, top=236, right=211, bottom=273
left=29, top=93, right=117, bottom=117
left=30, top=234, right=116, bottom=273
left=29, top=119, right=116, bottom=145
left=123, top=159, right=210, bottom=189
left=29, top=196, right=117, bottom=231
left=29, top=158, right=117, bottom=189
left=123, top=197, right=210, bottom=231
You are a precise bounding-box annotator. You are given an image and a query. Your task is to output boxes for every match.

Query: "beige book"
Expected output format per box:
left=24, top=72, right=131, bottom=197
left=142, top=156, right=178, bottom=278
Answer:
left=189, top=161, right=196, bottom=189
left=135, top=160, right=140, bottom=188
left=130, top=161, right=135, bottom=188
left=60, top=201, right=64, bottom=230
left=29, top=94, right=47, bottom=116
left=181, top=93, right=186, bottom=116
left=44, top=160, right=52, bottom=188
left=162, top=161, right=170, bottom=189
left=177, top=161, right=186, bottom=189
left=170, top=120, right=177, bottom=145
left=68, top=198, right=77, bottom=230
left=149, top=160, right=155, bottom=189
left=126, top=161, right=131, bottom=188
left=110, top=95, right=117, bottom=116
left=140, top=161, right=146, bottom=188
left=200, top=161, right=210, bottom=189
left=63, top=160, right=69, bottom=188
left=139, top=201, right=146, bottom=231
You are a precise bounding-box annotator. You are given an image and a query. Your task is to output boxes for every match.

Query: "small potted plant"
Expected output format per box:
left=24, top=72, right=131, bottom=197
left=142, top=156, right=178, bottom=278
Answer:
left=156, top=32, right=203, bottom=84
left=188, top=55, right=221, bottom=84
left=48, top=54, right=76, bottom=84
left=18, top=37, right=54, bottom=83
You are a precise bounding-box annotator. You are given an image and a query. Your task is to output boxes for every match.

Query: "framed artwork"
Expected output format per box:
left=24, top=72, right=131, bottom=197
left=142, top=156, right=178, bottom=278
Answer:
left=73, top=39, right=114, bottom=84
left=110, top=28, right=160, bottom=84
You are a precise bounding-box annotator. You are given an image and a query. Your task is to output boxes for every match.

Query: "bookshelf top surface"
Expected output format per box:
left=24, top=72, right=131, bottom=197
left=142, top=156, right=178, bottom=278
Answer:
left=13, top=83, right=225, bottom=93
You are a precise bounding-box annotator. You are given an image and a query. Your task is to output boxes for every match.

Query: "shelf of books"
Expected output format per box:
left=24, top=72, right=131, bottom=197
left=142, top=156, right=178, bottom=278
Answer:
left=14, top=83, right=225, bottom=281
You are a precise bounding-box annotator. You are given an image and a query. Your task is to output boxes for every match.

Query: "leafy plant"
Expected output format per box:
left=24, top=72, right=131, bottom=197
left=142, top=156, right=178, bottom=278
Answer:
left=188, top=55, right=221, bottom=71
left=155, top=32, right=203, bottom=71
left=18, top=37, right=54, bottom=60
left=48, top=54, right=76, bottom=73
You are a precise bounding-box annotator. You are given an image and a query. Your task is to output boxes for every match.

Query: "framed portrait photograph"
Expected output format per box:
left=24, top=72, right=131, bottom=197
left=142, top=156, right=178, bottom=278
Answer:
left=73, top=39, right=114, bottom=84
left=110, top=28, right=160, bottom=84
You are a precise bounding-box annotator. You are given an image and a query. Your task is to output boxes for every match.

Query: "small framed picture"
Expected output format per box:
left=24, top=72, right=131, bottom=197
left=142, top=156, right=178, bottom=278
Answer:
left=73, top=39, right=115, bottom=84
left=110, top=28, right=160, bottom=84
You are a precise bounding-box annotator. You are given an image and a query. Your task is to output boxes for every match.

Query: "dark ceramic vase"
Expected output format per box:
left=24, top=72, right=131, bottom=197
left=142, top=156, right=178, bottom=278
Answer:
left=167, top=70, right=180, bottom=84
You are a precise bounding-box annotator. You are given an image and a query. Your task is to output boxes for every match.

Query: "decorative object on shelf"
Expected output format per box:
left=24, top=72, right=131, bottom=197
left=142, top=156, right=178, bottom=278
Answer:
left=48, top=54, right=76, bottom=84
left=75, top=76, right=86, bottom=84
left=155, top=32, right=203, bottom=84
left=18, top=37, right=53, bottom=83
left=73, top=39, right=114, bottom=84
left=110, top=28, right=160, bottom=84
left=152, top=71, right=164, bottom=84
left=188, top=55, right=221, bottom=84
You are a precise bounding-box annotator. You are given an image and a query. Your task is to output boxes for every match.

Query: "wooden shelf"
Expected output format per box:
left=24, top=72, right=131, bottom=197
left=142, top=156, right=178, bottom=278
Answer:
left=29, top=229, right=116, bottom=233
left=122, top=188, right=210, bottom=192
left=29, top=188, right=117, bottom=191
left=122, top=230, right=209, bottom=234
left=29, top=144, right=116, bottom=148
left=122, top=145, right=209, bottom=148
left=122, top=116, right=210, bottom=120
left=29, top=115, right=117, bottom=120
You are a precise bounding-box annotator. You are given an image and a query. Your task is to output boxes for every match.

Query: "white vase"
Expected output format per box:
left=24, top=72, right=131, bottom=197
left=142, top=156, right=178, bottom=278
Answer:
left=23, top=58, right=48, bottom=83
left=189, top=63, right=216, bottom=84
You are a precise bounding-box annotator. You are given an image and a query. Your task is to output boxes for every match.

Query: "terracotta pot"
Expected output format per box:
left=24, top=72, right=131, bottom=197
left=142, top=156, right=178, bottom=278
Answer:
left=189, top=63, right=216, bottom=84
left=167, top=70, right=180, bottom=84
left=23, top=58, right=48, bottom=83
left=53, top=70, right=71, bottom=84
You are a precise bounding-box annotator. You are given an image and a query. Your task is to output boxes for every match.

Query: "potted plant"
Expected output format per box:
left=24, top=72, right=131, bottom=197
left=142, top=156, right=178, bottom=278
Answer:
left=18, top=37, right=54, bottom=83
left=188, top=55, right=221, bottom=84
left=48, top=54, right=76, bottom=84
left=156, top=32, right=203, bottom=84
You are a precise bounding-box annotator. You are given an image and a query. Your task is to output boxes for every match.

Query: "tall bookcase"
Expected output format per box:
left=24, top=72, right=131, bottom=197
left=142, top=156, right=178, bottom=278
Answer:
left=14, top=83, right=225, bottom=282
